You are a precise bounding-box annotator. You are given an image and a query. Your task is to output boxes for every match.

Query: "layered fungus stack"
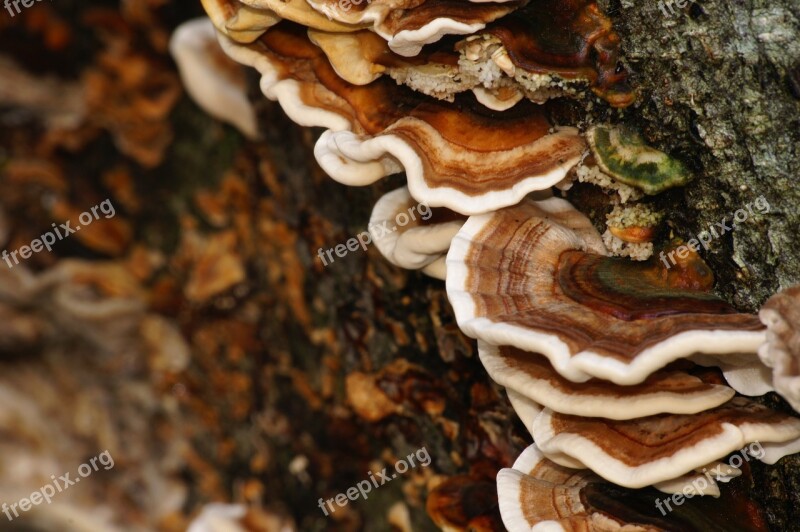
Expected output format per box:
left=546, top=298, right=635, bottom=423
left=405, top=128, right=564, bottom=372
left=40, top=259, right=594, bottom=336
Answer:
left=187, top=0, right=800, bottom=529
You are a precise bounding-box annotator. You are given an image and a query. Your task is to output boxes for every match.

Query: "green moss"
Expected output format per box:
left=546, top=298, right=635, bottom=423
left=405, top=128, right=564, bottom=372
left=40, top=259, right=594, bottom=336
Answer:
left=587, top=125, right=693, bottom=195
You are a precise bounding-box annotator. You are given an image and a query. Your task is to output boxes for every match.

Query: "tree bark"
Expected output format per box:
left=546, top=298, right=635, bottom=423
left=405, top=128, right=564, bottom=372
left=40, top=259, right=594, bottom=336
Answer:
left=603, top=0, right=800, bottom=310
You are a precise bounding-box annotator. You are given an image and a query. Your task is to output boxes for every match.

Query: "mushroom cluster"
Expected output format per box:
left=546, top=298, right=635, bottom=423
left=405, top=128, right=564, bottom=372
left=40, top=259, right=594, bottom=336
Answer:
left=448, top=198, right=800, bottom=527
left=759, top=286, right=800, bottom=412
left=193, top=0, right=641, bottom=214
left=190, top=0, right=800, bottom=528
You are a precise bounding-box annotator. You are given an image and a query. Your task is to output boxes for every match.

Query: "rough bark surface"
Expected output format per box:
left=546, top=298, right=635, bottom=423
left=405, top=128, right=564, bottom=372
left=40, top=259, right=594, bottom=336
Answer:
left=603, top=0, right=800, bottom=309
left=591, top=7, right=800, bottom=526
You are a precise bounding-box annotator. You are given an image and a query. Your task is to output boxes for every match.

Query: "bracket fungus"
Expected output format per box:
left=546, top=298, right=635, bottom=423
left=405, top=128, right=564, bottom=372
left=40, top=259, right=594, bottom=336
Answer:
left=502, top=373, right=775, bottom=496
left=482, top=0, right=635, bottom=108
left=308, top=6, right=634, bottom=110
left=498, top=443, right=771, bottom=531
left=497, top=443, right=602, bottom=532
left=201, top=0, right=279, bottom=42
left=370, top=187, right=465, bottom=280
left=170, top=18, right=259, bottom=139
left=533, top=397, right=800, bottom=488
left=481, top=342, right=736, bottom=419
left=313, top=97, right=584, bottom=216
left=218, top=22, right=586, bottom=215
left=305, top=0, right=524, bottom=57
left=587, top=125, right=693, bottom=195
left=194, top=0, right=800, bottom=527
left=446, top=197, right=766, bottom=384
left=302, top=0, right=634, bottom=106
left=759, top=286, right=800, bottom=412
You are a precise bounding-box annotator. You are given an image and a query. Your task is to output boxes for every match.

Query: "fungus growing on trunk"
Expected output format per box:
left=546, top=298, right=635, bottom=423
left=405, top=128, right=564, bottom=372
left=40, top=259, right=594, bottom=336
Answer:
left=587, top=125, right=693, bottom=195
left=759, top=286, right=800, bottom=412
left=193, top=0, right=800, bottom=527
left=308, top=10, right=635, bottom=109
left=483, top=0, right=635, bottom=107
left=533, top=397, right=800, bottom=488
left=218, top=23, right=586, bottom=215
left=305, top=0, right=524, bottom=57
left=480, top=342, right=735, bottom=419
left=370, top=187, right=465, bottom=279
left=170, top=18, right=259, bottom=138
left=446, top=198, right=765, bottom=384
left=498, top=443, right=771, bottom=531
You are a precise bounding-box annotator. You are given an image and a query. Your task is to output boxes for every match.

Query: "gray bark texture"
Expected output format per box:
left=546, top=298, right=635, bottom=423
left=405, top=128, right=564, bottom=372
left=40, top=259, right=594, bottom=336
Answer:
left=603, top=0, right=800, bottom=309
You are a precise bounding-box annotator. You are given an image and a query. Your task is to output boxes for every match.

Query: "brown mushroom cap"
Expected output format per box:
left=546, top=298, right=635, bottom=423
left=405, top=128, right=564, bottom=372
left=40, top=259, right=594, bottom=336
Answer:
left=307, top=0, right=636, bottom=109
left=218, top=22, right=586, bottom=215
left=481, top=342, right=736, bottom=419
left=305, top=0, right=524, bottom=57
left=201, top=0, right=279, bottom=42
left=759, top=286, right=800, bottom=412
left=498, top=443, right=772, bottom=531
left=504, top=388, right=747, bottom=500
left=533, top=396, right=800, bottom=488
left=497, top=444, right=607, bottom=532
left=484, top=0, right=635, bottom=107
left=446, top=197, right=766, bottom=384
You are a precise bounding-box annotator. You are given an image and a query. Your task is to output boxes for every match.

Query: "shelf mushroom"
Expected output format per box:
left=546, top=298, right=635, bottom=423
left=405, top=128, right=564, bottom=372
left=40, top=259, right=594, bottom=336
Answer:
left=192, top=0, right=800, bottom=525
left=504, top=381, right=762, bottom=499
left=498, top=443, right=771, bottom=531
left=759, top=286, right=800, bottom=412
left=586, top=125, right=692, bottom=195
left=497, top=444, right=603, bottom=531
left=217, top=22, right=586, bottom=215
left=305, top=0, right=524, bottom=57
left=446, top=197, right=766, bottom=384
left=302, top=0, right=634, bottom=108
left=308, top=5, right=635, bottom=111
left=480, top=342, right=736, bottom=419
left=170, top=18, right=259, bottom=139
left=369, top=187, right=465, bottom=279
left=480, top=0, right=635, bottom=108
left=532, top=396, right=800, bottom=488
